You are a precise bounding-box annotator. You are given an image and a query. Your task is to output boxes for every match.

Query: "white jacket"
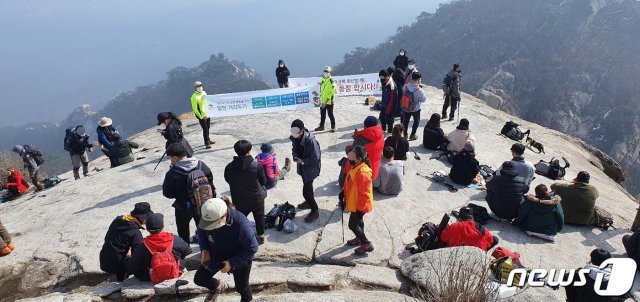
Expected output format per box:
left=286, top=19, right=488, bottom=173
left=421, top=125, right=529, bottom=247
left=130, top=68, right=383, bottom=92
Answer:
left=447, top=129, right=476, bottom=152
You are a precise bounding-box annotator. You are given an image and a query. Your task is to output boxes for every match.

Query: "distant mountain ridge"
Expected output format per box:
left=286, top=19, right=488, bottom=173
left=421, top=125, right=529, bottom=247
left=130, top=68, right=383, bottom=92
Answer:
left=335, top=0, right=640, bottom=194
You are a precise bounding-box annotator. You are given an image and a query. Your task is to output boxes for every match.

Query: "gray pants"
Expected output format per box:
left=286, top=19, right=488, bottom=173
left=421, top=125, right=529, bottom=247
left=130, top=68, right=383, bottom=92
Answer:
left=71, top=153, right=89, bottom=180
left=0, top=219, right=11, bottom=249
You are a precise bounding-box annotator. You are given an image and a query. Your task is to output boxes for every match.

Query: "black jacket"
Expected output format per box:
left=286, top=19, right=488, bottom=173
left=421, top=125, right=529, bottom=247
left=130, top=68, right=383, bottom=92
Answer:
left=126, top=232, right=191, bottom=282
left=163, top=158, right=215, bottom=210
left=392, top=68, right=407, bottom=87
left=99, top=216, right=144, bottom=274
left=449, top=153, right=480, bottom=186
left=104, top=140, right=139, bottom=167
left=224, top=156, right=267, bottom=210
left=275, top=63, right=290, bottom=84
left=486, top=168, right=529, bottom=220
left=384, top=137, right=409, bottom=161
left=290, top=130, right=321, bottom=182
left=69, top=133, right=93, bottom=155
left=162, top=119, right=193, bottom=158
left=423, top=125, right=448, bottom=150
left=393, top=55, right=409, bottom=70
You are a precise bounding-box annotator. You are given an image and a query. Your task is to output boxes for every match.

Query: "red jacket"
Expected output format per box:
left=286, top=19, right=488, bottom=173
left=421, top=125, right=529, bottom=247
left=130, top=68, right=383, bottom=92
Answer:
left=353, top=126, right=384, bottom=180
left=6, top=169, right=28, bottom=194
left=439, top=220, right=495, bottom=251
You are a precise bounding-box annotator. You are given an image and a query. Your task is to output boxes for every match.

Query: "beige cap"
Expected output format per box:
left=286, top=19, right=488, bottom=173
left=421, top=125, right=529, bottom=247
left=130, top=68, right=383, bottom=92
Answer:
left=199, top=198, right=228, bottom=230
left=98, top=117, right=112, bottom=127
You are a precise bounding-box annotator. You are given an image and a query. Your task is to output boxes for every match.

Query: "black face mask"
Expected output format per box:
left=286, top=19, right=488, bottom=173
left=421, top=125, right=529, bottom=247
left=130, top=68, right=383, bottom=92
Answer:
left=349, top=160, right=357, bottom=166
left=456, top=68, right=462, bottom=73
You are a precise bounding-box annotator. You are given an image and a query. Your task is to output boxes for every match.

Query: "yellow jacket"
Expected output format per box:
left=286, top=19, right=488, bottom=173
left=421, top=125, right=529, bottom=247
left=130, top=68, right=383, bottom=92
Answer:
left=320, top=77, right=336, bottom=105
left=344, top=162, right=374, bottom=213
left=191, top=91, right=207, bottom=119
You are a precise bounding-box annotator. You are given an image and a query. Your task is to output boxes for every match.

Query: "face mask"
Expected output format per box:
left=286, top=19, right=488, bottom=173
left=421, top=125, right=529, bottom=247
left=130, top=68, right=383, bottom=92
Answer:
left=196, top=86, right=203, bottom=92
left=457, top=68, right=462, bottom=73
left=348, top=160, right=357, bottom=166
left=279, top=64, right=284, bottom=68
left=408, top=65, right=415, bottom=70
left=76, top=127, right=86, bottom=136
left=291, top=127, right=301, bottom=137
left=400, top=52, right=405, bottom=56
left=323, top=72, right=330, bottom=78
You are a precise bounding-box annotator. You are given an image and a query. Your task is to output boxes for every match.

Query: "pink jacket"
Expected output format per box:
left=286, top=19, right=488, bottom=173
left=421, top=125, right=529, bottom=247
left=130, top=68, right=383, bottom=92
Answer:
left=256, top=153, right=279, bottom=180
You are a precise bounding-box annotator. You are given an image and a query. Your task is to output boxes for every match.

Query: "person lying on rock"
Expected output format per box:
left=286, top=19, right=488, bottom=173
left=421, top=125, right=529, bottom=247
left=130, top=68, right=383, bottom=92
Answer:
left=99, top=202, right=153, bottom=281
left=439, top=206, right=498, bottom=252
left=195, top=198, right=259, bottom=302
left=551, top=171, right=600, bottom=226
left=0, top=218, right=15, bottom=256
left=486, top=161, right=529, bottom=221
left=125, top=213, right=191, bottom=283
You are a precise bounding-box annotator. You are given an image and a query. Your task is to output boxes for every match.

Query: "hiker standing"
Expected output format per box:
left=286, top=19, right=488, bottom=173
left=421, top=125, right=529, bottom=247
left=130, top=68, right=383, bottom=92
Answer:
left=195, top=198, right=259, bottom=302
left=99, top=202, right=153, bottom=281
left=97, top=117, right=118, bottom=167
left=125, top=213, right=191, bottom=283
left=102, top=133, right=139, bottom=167
left=12, top=145, right=44, bottom=190
left=442, top=63, right=462, bottom=121
left=0, top=218, right=14, bottom=256
left=341, top=145, right=374, bottom=255
left=67, top=125, right=94, bottom=180
left=191, top=81, right=214, bottom=149
left=162, top=143, right=215, bottom=244
left=4, top=168, right=29, bottom=201
left=314, top=66, right=336, bottom=132
left=393, top=49, right=409, bottom=71
left=290, top=119, right=322, bottom=223
left=379, top=69, right=397, bottom=133
left=157, top=112, right=194, bottom=158
left=401, top=72, right=427, bottom=141
left=353, top=116, right=385, bottom=180
left=392, top=67, right=407, bottom=105
left=275, top=60, right=290, bottom=88
left=224, top=140, right=268, bottom=245
left=404, top=60, right=419, bottom=84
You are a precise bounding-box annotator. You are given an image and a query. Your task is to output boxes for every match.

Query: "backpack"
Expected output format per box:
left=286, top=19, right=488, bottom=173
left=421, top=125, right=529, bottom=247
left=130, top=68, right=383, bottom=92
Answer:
left=24, top=144, right=44, bottom=166
left=595, top=207, right=614, bottom=230
left=412, top=214, right=450, bottom=253
left=401, top=85, right=415, bottom=111
left=479, top=165, right=495, bottom=180
left=490, top=257, right=526, bottom=286
left=174, top=162, right=214, bottom=214
left=534, top=157, right=570, bottom=180
left=63, top=127, right=76, bottom=151
left=500, top=121, right=525, bottom=141
left=467, top=203, right=491, bottom=225
left=144, top=236, right=181, bottom=284
left=265, top=202, right=296, bottom=231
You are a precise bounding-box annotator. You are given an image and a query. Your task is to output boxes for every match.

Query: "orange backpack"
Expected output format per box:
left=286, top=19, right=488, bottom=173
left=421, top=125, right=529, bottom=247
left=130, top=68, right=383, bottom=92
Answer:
left=144, top=236, right=181, bottom=284
left=401, top=85, right=414, bottom=111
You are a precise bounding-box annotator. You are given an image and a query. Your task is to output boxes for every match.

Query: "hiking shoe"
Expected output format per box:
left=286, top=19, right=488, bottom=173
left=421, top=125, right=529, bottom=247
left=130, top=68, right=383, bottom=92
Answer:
left=0, top=246, right=11, bottom=256
left=448, top=116, right=454, bottom=121
left=207, top=141, right=216, bottom=145
left=346, top=238, right=361, bottom=246
left=314, top=126, right=324, bottom=131
left=304, top=210, right=319, bottom=223
left=354, top=242, right=374, bottom=255
left=409, top=135, right=418, bottom=141
left=7, top=243, right=14, bottom=251
left=285, top=157, right=292, bottom=169
left=297, top=201, right=311, bottom=210
left=190, top=235, right=199, bottom=244
left=203, top=281, right=228, bottom=302
left=205, top=144, right=212, bottom=149
left=330, top=128, right=336, bottom=133
left=257, top=235, right=265, bottom=245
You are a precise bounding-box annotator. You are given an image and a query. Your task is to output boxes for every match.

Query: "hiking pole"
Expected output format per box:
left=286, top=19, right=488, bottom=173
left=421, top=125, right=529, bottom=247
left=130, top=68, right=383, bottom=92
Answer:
left=341, top=210, right=345, bottom=243
left=457, top=97, right=461, bottom=123
left=153, top=150, right=167, bottom=171
left=410, top=147, right=421, bottom=160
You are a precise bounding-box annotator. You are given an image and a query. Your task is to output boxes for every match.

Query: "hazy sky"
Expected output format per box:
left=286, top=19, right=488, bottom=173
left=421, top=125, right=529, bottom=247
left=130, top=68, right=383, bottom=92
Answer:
left=0, top=0, right=447, bottom=126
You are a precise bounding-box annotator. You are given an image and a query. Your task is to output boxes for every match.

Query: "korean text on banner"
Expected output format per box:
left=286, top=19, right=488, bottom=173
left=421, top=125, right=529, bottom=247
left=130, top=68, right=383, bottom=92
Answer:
left=289, top=73, right=381, bottom=97
left=205, top=85, right=317, bottom=118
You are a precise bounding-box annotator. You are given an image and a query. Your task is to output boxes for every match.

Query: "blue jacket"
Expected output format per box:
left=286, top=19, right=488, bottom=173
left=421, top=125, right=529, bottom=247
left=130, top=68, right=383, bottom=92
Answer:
left=290, top=130, right=321, bottom=182
left=381, top=79, right=397, bottom=115
left=197, top=208, right=258, bottom=271
left=97, top=125, right=117, bottom=149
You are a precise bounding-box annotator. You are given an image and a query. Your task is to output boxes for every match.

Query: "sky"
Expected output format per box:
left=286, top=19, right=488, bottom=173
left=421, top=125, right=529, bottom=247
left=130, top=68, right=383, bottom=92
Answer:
left=0, top=0, right=447, bottom=126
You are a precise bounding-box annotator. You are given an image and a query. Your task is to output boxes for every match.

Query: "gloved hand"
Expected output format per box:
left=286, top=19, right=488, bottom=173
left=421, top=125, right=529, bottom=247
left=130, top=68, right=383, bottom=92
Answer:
left=338, top=191, right=345, bottom=211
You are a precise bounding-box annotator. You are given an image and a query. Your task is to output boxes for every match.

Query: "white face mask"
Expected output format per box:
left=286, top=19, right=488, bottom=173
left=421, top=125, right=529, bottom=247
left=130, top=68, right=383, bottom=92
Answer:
left=291, top=127, right=301, bottom=137
left=279, top=64, right=284, bottom=68
left=323, top=72, right=330, bottom=77
left=408, top=65, right=415, bottom=70
left=196, top=86, right=203, bottom=92
left=400, top=52, right=405, bottom=56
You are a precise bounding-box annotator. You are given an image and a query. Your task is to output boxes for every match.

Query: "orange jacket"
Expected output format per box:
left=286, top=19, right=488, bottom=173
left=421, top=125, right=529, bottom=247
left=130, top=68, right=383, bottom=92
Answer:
left=343, top=163, right=373, bottom=213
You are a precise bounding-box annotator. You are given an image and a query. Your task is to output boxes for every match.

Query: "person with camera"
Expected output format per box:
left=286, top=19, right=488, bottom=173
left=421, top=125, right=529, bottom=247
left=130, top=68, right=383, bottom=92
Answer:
left=157, top=112, right=194, bottom=158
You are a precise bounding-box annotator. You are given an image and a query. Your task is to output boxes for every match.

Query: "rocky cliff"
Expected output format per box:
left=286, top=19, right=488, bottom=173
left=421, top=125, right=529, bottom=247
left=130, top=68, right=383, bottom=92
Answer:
left=1, top=88, right=639, bottom=301
left=335, top=0, right=640, bottom=194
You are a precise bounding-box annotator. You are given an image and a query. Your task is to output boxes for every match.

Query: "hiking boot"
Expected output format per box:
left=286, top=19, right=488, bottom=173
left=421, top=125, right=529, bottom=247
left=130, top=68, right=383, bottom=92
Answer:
left=346, top=238, right=361, bottom=246
left=354, top=242, right=374, bottom=255
left=409, top=134, right=418, bottom=141
left=0, top=246, right=11, bottom=256
left=7, top=243, right=14, bottom=251
left=448, top=116, right=454, bottom=121
left=330, top=128, right=336, bottom=133
left=203, top=281, right=228, bottom=302
left=285, top=157, right=292, bottom=169
left=314, top=126, right=324, bottom=131
left=297, top=201, right=310, bottom=210
left=257, top=235, right=265, bottom=245
left=304, top=210, right=319, bottom=223
left=205, top=144, right=212, bottom=149
left=190, top=235, right=199, bottom=244
left=207, top=141, right=216, bottom=145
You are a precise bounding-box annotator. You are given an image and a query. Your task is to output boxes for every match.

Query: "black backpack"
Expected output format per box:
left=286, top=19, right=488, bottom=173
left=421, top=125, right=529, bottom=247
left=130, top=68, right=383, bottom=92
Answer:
left=535, top=157, right=570, bottom=180
left=500, top=121, right=526, bottom=141
left=412, top=214, right=450, bottom=253
left=479, top=165, right=495, bottom=180
left=63, top=127, right=75, bottom=151
left=265, top=202, right=296, bottom=231
left=24, top=144, right=44, bottom=166
left=467, top=203, right=491, bottom=225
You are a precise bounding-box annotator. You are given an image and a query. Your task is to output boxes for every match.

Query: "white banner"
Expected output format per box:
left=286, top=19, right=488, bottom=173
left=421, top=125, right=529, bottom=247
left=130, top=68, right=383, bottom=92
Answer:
left=205, top=85, right=317, bottom=117
left=289, top=73, right=382, bottom=97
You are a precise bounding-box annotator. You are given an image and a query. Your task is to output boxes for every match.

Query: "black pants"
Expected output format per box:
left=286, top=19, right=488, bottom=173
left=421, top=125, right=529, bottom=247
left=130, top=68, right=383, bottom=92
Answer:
left=442, top=95, right=460, bottom=118
left=348, top=212, right=368, bottom=243
left=237, top=202, right=265, bottom=236
left=278, top=82, right=289, bottom=88
left=198, top=118, right=211, bottom=145
left=175, top=207, right=201, bottom=243
left=319, top=104, right=335, bottom=129
left=490, top=236, right=499, bottom=250
left=302, top=179, right=318, bottom=211
left=401, top=110, right=421, bottom=136
left=379, top=108, right=395, bottom=133
left=194, top=263, right=253, bottom=301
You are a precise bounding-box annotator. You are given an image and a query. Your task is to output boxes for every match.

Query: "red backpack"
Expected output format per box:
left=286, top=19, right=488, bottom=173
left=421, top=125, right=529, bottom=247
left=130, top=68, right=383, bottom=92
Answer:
left=144, top=236, right=181, bottom=284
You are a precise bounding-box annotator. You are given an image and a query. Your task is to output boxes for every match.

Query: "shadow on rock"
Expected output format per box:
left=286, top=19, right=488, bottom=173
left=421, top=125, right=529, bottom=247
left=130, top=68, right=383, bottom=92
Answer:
left=74, top=185, right=162, bottom=214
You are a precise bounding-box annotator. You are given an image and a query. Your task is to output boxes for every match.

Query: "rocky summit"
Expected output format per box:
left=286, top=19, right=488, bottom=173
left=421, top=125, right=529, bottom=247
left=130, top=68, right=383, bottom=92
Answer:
left=1, top=87, right=639, bottom=301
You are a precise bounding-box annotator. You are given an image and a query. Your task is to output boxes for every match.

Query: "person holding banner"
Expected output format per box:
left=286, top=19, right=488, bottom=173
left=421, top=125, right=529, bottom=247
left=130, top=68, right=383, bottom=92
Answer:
left=315, top=67, right=337, bottom=132
left=290, top=119, right=322, bottom=223
left=275, top=60, right=290, bottom=88
left=191, top=81, right=214, bottom=149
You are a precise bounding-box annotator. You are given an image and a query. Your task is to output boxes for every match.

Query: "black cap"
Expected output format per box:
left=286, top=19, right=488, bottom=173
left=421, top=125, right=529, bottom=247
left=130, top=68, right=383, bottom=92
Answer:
left=131, top=202, right=153, bottom=220
left=460, top=207, right=474, bottom=220
left=145, top=213, right=164, bottom=232
left=291, top=119, right=304, bottom=129
left=157, top=112, right=170, bottom=125
left=412, top=72, right=422, bottom=80
left=379, top=69, right=388, bottom=77
left=576, top=171, right=590, bottom=183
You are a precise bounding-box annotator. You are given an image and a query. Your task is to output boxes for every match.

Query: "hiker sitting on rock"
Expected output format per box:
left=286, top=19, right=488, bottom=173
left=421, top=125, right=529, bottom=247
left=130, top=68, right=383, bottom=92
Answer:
left=384, top=124, right=409, bottom=161
left=126, top=213, right=191, bottom=283
left=195, top=198, right=259, bottom=302
left=439, top=206, right=498, bottom=252
left=255, top=143, right=291, bottom=190
left=225, top=140, right=268, bottom=245
left=515, top=184, right=564, bottom=241
left=157, top=112, right=194, bottom=158
left=102, top=133, right=139, bottom=168
left=496, top=143, right=535, bottom=186
left=449, top=142, right=480, bottom=186
left=447, top=118, right=476, bottom=152
left=353, top=116, right=385, bottom=180
left=373, top=146, right=404, bottom=195
left=551, top=171, right=600, bottom=226
left=4, top=168, right=29, bottom=201
left=0, top=218, right=15, bottom=256
left=623, top=228, right=640, bottom=270
left=341, top=145, right=375, bottom=255
left=564, top=249, right=626, bottom=302
left=99, top=202, right=153, bottom=281
left=486, top=161, right=529, bottom=221
left=423, top=113, right=449, bottom=150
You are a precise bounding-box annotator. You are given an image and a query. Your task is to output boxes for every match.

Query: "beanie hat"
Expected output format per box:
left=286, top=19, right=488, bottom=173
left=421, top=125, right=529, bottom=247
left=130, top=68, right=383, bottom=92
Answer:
left=194, top=81, right=203, bottom=87
left=13, top=145, right=24, bottom=154
left=260, top=144, right=273, bottom=153
left=364, top=116, right=378, bottom=128
left=457, top=118, right=469, bottom=130
left=145, top=213, right=164, bottom=232
left=463, top=142, right=475, bottom=153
